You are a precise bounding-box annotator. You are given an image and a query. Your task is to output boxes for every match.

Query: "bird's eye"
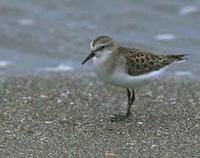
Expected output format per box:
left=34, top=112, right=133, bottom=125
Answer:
left=100, top=46, right=105, bottom=50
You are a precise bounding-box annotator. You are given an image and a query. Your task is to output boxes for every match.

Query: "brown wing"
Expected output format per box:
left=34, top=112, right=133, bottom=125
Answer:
left=118, top=47, right=186, bottom=76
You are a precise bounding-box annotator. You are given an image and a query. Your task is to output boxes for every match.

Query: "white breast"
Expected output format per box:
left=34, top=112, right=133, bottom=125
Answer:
left=93, top=50, right=113, bottom=77
left=93, top=56, right=110, bottom=79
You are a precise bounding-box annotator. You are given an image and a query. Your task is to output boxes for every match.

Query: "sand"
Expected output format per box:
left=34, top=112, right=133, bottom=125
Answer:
left=0, top=73, right=199, bottom=157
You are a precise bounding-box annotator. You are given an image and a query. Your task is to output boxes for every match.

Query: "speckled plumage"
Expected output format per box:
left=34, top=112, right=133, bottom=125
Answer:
left=82, top=35, right=188, bottom=121
left=116, top=46, right=187, bottom=76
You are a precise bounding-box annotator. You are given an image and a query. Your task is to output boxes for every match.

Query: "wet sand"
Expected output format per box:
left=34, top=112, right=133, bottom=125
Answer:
left=0, top=73, right=199, bottom=157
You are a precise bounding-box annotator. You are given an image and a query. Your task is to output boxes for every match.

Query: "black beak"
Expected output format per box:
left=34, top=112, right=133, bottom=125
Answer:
left=81, top=51, right=95, bottom=65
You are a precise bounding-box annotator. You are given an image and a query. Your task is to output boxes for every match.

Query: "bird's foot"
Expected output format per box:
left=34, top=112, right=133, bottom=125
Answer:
left=110, top=112, right=130, bottom=122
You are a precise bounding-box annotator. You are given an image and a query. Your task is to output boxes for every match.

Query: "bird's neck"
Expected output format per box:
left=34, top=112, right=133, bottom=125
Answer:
left=93, top=50, right=116, bottom=75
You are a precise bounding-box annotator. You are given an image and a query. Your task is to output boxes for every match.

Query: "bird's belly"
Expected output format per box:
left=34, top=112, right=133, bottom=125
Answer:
left=107, top=72, right=150, bottom=88
left=96, top=67, right=166, bottom=89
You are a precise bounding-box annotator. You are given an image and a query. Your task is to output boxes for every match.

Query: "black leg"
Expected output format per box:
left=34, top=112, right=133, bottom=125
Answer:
left=110, top=88, right=135, bottom=121
left=126, top=89, right=135, bottom=117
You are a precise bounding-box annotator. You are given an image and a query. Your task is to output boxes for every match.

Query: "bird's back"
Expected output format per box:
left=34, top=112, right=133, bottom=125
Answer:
left=117, top=46, right=187, bottom=76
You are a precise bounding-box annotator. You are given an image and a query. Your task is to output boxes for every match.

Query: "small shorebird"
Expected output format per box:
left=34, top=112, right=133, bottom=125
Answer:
left=82, top=36, right=187, bottom=121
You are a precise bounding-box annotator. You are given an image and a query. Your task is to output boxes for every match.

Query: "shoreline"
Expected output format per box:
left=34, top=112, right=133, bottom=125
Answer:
left=0, top=74, right=199, bottom=157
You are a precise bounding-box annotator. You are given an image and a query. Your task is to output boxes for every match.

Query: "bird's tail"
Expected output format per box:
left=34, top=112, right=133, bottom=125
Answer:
left=167, top=54, right=189, bottom=62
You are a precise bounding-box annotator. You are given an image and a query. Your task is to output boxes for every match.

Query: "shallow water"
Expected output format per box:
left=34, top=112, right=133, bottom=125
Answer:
left=0, top=0, right=199, bottom=78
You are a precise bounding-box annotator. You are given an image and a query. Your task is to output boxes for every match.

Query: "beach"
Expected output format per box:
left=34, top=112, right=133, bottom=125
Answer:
left=0, top=73, right=199, bottom=157
left=0, top=0, right=199, bottom=157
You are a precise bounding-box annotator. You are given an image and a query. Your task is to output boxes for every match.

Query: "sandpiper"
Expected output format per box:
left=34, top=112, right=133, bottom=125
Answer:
left=82, top=36, right=188, bottom=121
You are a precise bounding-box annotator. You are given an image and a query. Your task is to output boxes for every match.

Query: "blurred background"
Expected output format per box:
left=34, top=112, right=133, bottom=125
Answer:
left=0, top=0, right=199, bottom=77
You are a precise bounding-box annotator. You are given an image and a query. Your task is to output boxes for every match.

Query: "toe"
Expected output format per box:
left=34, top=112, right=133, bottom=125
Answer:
left=110, top=113, right=127, bottom=122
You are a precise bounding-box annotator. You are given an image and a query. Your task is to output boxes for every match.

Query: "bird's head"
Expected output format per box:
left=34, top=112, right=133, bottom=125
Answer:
left=82, top=36, right=115, bottom=65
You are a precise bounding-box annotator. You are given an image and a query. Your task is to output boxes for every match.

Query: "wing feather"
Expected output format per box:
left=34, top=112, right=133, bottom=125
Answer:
left=118, top=47, right=186, bottom=76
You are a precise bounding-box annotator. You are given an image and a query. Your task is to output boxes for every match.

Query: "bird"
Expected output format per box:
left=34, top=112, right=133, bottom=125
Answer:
left=81, top=35, right=188, bottom=121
